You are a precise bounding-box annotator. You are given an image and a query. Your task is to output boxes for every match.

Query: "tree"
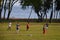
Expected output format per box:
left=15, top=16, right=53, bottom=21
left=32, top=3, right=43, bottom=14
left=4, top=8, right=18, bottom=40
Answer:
left=28, top=7, right=32, bottom=22
left=3, top=0, right=7, bottom=19
left=55, top=0, right=60, bottom=19
left=7, top=0, right=18, bottom=20
left=0, top=0, right=2, bottom=20
left=49, top=0, right=54, bottom=23
left=0, top=0, right=4, bottom=20
left=43, top=0, right=52, bottom=22
left=21, top=0, right=43, bottom=22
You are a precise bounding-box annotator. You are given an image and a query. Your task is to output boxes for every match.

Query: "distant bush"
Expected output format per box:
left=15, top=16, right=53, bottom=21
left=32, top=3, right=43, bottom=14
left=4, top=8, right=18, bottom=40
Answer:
left=0, top=19, right=60, bottom=23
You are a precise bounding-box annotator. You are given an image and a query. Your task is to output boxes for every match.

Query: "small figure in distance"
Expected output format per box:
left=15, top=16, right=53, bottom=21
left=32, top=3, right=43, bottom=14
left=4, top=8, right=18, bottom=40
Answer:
left=26, top=22, right=29, bottom=31
left=43, top=22, right=48, bottom=34
left=45, top=23, right=48, bottom=29
left=8, top=21, right=12, bottom=31
left=16, top=22, right=20, bottom=33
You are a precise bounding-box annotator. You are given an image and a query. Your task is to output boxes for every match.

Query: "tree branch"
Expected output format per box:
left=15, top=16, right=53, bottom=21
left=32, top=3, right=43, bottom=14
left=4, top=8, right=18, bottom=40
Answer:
left=12, top=0, right=18, bottom=6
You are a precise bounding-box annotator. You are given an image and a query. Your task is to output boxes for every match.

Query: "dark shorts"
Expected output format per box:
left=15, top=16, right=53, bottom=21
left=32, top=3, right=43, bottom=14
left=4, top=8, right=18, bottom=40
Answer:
left=8, top=27, right=11, bottom=29
left=16, top=28, right=19, bottom=30
left=27, top=26, right=29, bottom=29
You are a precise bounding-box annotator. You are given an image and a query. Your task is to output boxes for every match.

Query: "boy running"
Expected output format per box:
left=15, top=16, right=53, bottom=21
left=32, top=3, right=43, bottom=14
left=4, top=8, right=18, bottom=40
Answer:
left=43, top=23, right=48, bottom=34
left=45, top=23, right=48, bottom=29
left=8, top=21, right=12, bottom=30
left=16, top=22, right=20, bottom=33
left=43, top=24, right=46, bottom=34
left=26, top=22, right=29, bottom=31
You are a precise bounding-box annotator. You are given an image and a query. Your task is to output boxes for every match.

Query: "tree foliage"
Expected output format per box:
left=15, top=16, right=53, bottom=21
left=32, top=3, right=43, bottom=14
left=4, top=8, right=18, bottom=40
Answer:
left=55, top=0, right=60, bottom=11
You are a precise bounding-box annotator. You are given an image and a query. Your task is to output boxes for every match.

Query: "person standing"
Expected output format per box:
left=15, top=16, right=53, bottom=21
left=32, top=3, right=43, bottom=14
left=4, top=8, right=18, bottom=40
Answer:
left=26, top=22, right=29, bottom=31
left=16, top=22, right=20, bottom=33
left=8, top=21, right=12, bottom=30
left=43, top=23, right=48, bottom=34
left=43, top=24, right=46, bottom=34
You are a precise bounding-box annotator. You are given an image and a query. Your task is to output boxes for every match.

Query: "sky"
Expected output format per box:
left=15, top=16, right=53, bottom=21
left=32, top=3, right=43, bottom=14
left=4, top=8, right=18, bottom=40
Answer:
left=1, top=1, right=54, bottom=19
left=2, top=2, right=38, bottom=19
left=1, top=0, right=60, bottom=19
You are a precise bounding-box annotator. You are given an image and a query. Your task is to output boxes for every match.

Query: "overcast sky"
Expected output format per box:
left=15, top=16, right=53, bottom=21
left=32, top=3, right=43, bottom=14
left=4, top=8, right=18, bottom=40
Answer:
left=2, top=2, right=38, bottom=19
left=1, top=1, right=53, bottom=19
left=1, top=0, right=60, bottom=19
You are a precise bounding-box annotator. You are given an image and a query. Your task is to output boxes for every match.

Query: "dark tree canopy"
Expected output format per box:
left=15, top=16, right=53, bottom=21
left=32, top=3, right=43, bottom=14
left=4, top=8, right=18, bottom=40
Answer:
left=56, top=0, right=60, bottom=10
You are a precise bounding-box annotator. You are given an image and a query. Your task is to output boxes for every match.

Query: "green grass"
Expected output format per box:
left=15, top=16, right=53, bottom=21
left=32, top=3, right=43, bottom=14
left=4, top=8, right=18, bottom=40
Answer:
left=0, top=22, right=60, bottom=40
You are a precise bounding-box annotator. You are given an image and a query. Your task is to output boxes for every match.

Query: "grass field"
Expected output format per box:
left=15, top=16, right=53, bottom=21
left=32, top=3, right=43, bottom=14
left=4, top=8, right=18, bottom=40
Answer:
left=0, top=22, right=60, bottom=40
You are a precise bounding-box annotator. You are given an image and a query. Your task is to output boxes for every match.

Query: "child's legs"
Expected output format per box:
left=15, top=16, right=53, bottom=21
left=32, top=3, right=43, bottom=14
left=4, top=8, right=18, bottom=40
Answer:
left=8, top=27, right=11, bottom=30
left=27, top=27, right=29, bottom=31
left=16, top=28, right=19, bottom=33
left=43, top=29, right=45, bottom=34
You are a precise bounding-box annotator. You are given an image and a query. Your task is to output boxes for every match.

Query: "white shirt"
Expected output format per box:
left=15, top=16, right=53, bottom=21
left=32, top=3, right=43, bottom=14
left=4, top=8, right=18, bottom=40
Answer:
left=8, top=22, right=12, bottom=27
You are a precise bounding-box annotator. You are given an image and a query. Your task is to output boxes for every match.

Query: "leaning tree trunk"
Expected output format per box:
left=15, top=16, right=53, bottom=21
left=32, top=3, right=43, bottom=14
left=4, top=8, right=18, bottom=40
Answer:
left=49, top=10, right=53, bottom=23
left=0, top=8, right=2, bottom=22
left=7, top=0, right=18, bottom=20
left=46, top=13, right=47, bottom=22
left=7, top=0, right=12, bottom=20
left=0, top=6, right=2, bottom=22
left=36, top=12, right=42, bottom=22
left=56, top=11, right=58, bottom=19
left=54, top=10, right=55, bottom=19
left=3, top=8, right=6, bottom=19
left=49, top=0, right=54, bottom=23
left=3, top=0, right=7, bottom=19
left=7, top=9, right=11, bottom=20
left=0, top=0, right=4, bottom=22
left=28, top=7, right=32, bottom=23
left=0, top=8, right=1, bottom=20
left=59, top=12, right=60, bottom=19
left=43, top=10, right=47, bottom=22
left=0, top=1, right=1, bottom=20
left=41, top=13, right=43, bottom=22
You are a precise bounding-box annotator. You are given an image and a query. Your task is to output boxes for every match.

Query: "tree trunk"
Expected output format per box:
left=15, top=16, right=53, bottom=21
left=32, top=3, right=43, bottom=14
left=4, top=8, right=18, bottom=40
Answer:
left=7, top=9, right=11, bottom=20
left=0, top=8, right=1, bottom=20
left=45, top=10, right=47, bottom=22
left=36, top=12, right=43, bottom=22
left=28, top=8, right=32, bottom=19
left=7, top=0, right=18, bottom=20
left=0, top=0, right=4, bottom=21
left=54, top=10, right=55, bottom=19
left=7, top=0, right=11, bottom=20
left=3, top=9, right=6, bottom=19
left=49, top=10, right=53, bottom=23
left=28, top=8, right=32, bottom=22
left=41, top=13, right=43, bottom=22
left=59, top=12, right=60, bottom=19
left=43, top=10, right=47, bottom=22
left=0, top=7, right=2, bottom=22
left=46, top=13, right=47, bottom=22
left=3, top=0, right=7, bottom=19
left=49, top=0, right=53, bottom=23
left=56, top=11, right=58, bottom=19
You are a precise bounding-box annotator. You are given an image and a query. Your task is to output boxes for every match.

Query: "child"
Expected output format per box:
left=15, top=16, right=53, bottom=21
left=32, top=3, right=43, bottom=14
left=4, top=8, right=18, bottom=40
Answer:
left=26, top=22, right=29, bottom=31
left=43, top=24, right=46, bottom=34
left=16, top=22, right=20, bottom=33
left=43, top=23, right=48, bottom=34
left=45, top=23, right=48, bottom=29
left=8, top=21, right=12, bottom=30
